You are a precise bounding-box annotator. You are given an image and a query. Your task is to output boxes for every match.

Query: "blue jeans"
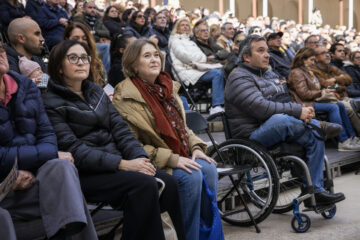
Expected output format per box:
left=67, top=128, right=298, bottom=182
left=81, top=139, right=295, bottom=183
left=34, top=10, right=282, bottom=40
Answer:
left=96, top=43, right=110, bottom=73
left=172, top=158, right=218, bottom=240
left=198, top=69, right=225, bottom=107
left=180, top=96, right=190, bottom=110
left=249, top=114, right=326, bottom=193
left=314, top=102, right=356, bottom=142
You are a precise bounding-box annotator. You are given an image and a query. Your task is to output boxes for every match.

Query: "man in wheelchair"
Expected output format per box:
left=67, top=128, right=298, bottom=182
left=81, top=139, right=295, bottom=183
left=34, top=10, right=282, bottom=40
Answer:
left=225, top=35, right=345, bottom=207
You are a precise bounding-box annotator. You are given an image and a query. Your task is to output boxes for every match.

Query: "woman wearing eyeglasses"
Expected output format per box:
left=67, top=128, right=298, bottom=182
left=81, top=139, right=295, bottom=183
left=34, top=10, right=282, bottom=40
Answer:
left=42, top=40, right=186, bottom=240
left=123, top=10, right=158, bottom=42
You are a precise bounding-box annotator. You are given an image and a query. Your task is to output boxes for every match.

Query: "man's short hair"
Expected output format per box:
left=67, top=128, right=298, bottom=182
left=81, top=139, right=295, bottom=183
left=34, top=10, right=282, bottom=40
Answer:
left=329, top=42, right=344, bottom=54
left=193, top=19, right=207, bottom=36
left=221, top=22, right=232, bottom=31
left=305, top=34, right=318, bottom=44
left=239, top=35, right=266, bottom=62
left=84, top=1, right=96, bottom=8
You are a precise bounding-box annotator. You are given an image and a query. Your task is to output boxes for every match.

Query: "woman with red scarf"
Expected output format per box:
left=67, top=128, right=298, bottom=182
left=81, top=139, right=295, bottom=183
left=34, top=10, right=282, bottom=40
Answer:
left=113, top=39, right=219, bottom=240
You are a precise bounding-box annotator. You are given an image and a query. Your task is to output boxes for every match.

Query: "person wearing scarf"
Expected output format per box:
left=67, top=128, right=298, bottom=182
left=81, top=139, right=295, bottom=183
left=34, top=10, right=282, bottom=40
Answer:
left=113, top=39, right=220, bottom=240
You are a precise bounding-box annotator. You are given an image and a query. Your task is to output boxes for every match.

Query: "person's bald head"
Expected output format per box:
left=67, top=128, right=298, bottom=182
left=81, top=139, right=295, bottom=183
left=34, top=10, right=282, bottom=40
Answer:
left=7, top=18, right=44, bottom=57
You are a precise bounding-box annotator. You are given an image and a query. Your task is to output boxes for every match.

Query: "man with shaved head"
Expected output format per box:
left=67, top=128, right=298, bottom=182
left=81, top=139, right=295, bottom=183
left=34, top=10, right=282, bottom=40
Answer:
left=6, top=18, right=46, bottom=74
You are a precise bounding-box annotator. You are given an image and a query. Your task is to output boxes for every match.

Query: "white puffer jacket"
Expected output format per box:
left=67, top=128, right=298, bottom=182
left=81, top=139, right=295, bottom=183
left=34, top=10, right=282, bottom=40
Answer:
left=169, top=33, right=207, bottom=86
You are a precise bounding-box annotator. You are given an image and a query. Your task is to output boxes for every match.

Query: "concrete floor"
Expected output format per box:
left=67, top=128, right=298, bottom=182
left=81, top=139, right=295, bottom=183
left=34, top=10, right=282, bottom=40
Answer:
left=223, top=171, right=360, bottom=240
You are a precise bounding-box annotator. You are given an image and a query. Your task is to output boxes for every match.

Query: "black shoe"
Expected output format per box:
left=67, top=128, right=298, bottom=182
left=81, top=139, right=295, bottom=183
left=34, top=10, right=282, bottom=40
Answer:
left=320, top=121, right=343, bottom=140
left=314, top=191, right=345, bottom=205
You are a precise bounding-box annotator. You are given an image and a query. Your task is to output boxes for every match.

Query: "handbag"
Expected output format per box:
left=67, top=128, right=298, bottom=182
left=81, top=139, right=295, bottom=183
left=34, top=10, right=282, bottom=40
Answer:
left=199, top=177, right=225, bottom=240
left=315, top=89, right=339, bottom=103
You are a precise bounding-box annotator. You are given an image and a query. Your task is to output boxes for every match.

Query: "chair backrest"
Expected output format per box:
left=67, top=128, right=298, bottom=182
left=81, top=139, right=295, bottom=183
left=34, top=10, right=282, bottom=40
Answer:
left=185, top=110, right=208, bottom=133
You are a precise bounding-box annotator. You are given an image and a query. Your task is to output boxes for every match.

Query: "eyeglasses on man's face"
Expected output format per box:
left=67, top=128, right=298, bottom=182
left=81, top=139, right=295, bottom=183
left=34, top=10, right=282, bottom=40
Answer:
left=66, top=54, right=91, bottom=64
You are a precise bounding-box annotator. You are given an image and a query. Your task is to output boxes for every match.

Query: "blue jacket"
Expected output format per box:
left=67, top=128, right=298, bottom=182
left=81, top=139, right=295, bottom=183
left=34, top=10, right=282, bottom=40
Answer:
left=0, top=1, right=25, bottom=42
left=26, top=0, right=68, bottom=50
left=0, top=71, right=58, bottom=181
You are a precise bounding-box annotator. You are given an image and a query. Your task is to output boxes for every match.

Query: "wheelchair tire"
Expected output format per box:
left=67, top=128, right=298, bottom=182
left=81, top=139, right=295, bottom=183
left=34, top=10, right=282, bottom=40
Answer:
left=209, top=139, right=280, bottom=226
left=273, top=158, right=303, bottom=214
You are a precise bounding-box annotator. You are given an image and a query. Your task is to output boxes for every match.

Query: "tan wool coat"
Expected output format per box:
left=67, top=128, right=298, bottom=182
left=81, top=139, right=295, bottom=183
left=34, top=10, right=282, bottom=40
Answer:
left=112, top=78, right=207, bottom=174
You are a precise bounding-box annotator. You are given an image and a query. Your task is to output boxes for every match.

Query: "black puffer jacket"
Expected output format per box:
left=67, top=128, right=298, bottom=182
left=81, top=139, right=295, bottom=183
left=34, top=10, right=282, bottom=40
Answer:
left=43, top=79, right=147, bottom=173
left=225, top=63, right=302, bottom=138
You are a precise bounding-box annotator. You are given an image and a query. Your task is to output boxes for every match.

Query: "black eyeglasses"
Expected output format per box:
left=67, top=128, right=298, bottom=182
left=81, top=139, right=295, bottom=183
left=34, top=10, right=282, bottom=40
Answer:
left=66, top=54, right=91, bottom=64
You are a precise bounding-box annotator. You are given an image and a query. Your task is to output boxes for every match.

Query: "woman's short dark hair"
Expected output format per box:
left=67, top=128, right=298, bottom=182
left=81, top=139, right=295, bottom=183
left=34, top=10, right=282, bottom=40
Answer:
left=290, top=47, right=316, bottom=69
left=122, top=38, right=164, bottom=78
left=110, top=33, right=134, bottom=63
left=103, top=6, right=117, bottom=22
left=129, top=10, right=149, bottom=30
left=48, top=40, right=91, bottom=86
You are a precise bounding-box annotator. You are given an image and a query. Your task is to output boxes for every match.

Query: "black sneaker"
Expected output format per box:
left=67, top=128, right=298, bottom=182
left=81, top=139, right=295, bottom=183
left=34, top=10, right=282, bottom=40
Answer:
left=314, top=191, right=345, bottom=205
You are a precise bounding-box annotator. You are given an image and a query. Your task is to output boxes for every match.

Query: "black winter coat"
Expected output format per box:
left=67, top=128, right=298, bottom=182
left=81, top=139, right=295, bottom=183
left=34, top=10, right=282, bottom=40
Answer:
left=123, top=25, right=154, bottom=39
left=269, top=48, right=291, bottom=79
left=345, top=64, right=360, bottom=97
left=193, top=37, right=229, bottom=64
left=103, top=17, right=125, bottom=38
left=6, top=46, right=47, bottom=74
left=0, top=0, right=25, bottom=41
left=108, top=51, right=125, bottom=88
left=43, top=79, right=147, bottom=173
left=151, top=25, right=170, bottom=52
left=0, top=71, right=58, bottom=181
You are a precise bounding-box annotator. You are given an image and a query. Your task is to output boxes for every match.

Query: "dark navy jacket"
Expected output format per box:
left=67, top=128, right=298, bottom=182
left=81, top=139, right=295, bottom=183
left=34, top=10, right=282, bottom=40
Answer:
left=6, top=46, right=47, bottom=74
left=43, top=79, right=147, bottom=173
left=27, top=1, right=68, bottom=50
left=345, top=64, right=360, bottom=98
left=269, top=48, right=291, bottom=80
left=0, top=1, right=25, bottom=42
left=0, top=71, right=58, bottom=181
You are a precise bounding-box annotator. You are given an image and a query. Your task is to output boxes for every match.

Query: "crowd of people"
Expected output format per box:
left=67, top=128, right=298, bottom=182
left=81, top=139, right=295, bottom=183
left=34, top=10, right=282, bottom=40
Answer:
left=1, top=0, right=360, bottom=238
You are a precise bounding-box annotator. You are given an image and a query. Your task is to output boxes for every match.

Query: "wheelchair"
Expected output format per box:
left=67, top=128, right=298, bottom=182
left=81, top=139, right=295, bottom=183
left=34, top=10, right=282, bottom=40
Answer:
left=185, top=110, right=338, bottom=233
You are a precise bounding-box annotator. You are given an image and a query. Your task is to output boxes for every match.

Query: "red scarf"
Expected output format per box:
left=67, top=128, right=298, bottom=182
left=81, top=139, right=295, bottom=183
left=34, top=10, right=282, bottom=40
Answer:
left=132, top=72, right=190, bottom=157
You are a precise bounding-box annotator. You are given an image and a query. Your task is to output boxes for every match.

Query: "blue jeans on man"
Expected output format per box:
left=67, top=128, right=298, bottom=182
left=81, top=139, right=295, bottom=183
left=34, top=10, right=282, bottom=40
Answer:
left=198, top=69, right=225, bottom=107
left=172, top=158, right=218, bottom=240
left=249, top=114, right=325, bottom=193
left=314, top=102, right=356, bottom=142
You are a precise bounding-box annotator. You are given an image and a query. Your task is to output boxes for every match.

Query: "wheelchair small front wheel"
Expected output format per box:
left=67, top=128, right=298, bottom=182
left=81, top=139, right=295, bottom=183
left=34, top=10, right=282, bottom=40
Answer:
left=321, top=205, right=336, bottom=219
left=291, top=213, right=311, bottom=233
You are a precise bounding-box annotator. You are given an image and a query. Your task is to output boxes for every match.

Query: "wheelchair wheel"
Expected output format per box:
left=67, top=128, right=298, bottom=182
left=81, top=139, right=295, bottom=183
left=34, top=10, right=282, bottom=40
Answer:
left=209, top=139, right=280, bottom=226
left=273, top=158, right=303, bottom=214
left=291, top=213, right=311, bottom=233
left=321, top=205, right=336, bottom=219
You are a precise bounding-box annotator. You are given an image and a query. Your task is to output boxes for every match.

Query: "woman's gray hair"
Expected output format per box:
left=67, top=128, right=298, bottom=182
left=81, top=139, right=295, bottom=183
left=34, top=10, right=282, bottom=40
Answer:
left=239, top=35, right=266, bottom=62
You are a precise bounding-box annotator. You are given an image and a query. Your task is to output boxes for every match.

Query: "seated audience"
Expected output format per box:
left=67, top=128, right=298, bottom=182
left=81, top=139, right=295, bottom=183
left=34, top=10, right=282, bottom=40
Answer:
left=0, top=40, right=97, bottom=240
left=169, top=18, right=225, bottom=114
left=38, top=0, right=69, bottom=50
left=103, top=6, right=125, bottom=38
left=288, top=48, right=360, bottom=151
left=43, top=40, right=185, bottom=240
left=225, top=35, right=345, bottom=206
left=330, top=43, right=346, bottom=72
left=224, top=31, right=245, bottom=78
left=113, top=39, right=220, bottom=240
left=151, top=11, right=172, bottom=75
left=0, top=0, right=25, bottom=42
left=216, top=22, right=235, bottom=52
left=123, top=10, right=157, bottom=41
left=108, top=34, right=137, bottom=87
left=304, top=35, right=320, bottom=49
left=345, top=51, right=360, bottom=98
left=6, top=18, right=47, bottom=74
left=311, top=46, right=360, bottom=135
left=267, top=32, right=291, bottom=80
left=193, top=20, right=229, bottom=64
left=73, top=1, right=111, bottom=72
left=281, top=31, right=296, bottom=60
left=63, top=21, right=106, bottom=87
